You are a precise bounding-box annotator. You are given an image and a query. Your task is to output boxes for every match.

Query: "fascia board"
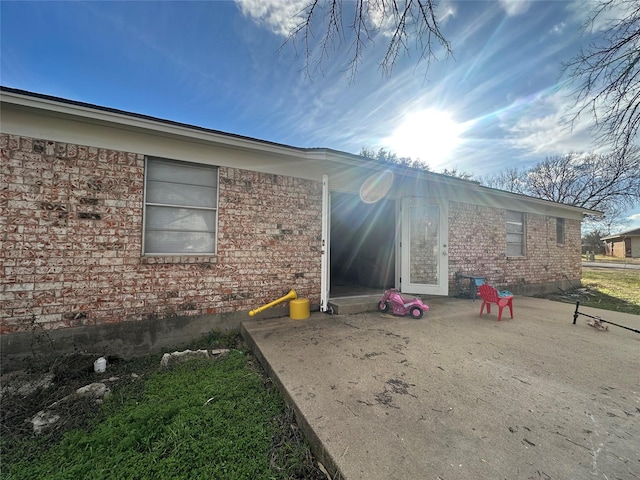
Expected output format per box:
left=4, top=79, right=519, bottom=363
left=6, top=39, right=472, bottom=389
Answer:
left=474, top=185, right=603, bottom=218
left=314, top=150, right=478, bottom=187
left=2, top=91, right=386, bottom=170
left=1, top=89, right=311, bottom=160
left=602, top=229, right=640, bottom=240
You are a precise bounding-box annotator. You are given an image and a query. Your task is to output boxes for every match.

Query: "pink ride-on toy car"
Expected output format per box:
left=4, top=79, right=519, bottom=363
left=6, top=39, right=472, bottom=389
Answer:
left=378, top=288, right=429, bottom=319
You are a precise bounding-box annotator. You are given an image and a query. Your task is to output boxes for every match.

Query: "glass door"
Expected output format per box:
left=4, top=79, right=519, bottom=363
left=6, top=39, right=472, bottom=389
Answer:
left=401, top=198, right=448, bottom=295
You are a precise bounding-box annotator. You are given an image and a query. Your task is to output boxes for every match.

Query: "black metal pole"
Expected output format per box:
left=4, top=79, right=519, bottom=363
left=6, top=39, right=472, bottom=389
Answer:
left=596, top=318, right=640, bottom=334
left=572, top=300, right=640, bottom=334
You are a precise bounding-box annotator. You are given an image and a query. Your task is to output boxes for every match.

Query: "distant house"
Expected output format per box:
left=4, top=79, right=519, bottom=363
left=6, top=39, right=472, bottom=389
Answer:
left=1, top=87, right=599, bottom=366
left=602, top=228, right=640, bottom=258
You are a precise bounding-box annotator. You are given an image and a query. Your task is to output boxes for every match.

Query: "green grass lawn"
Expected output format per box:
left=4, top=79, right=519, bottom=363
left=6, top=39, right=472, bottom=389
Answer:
left=579, top=267, right=640, bottom=315
left=2, top=348, right=322, bottom=480
left=583, top=254, right=640, bottom=265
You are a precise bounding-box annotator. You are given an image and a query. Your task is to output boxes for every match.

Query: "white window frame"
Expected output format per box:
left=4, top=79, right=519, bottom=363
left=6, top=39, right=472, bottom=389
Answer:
left=506, top=210, right=525, bottom=257
left=143, top=157, right=219, bottom=256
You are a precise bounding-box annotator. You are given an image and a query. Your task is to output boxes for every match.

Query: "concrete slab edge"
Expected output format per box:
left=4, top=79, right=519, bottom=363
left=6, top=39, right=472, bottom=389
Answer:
left=240, top=321, right=345, bottom=480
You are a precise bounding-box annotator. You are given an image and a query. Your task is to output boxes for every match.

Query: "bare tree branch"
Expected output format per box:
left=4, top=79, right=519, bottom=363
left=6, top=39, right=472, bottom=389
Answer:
left=482, top=167, right=527, bottom=195
left=484, top=151, right=640, bottom=220
left=286, top=0, right=451, bottom=81
left=563, top=0, right=640, bottom=155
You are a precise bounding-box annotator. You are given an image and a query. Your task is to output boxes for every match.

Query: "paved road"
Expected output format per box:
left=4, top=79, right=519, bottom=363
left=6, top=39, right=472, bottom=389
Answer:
left=583, top=261, right=640, bottom=270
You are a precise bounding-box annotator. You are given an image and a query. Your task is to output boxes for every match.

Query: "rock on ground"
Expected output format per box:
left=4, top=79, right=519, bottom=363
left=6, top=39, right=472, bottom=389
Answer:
left=160, top=349, right=230, bottom=368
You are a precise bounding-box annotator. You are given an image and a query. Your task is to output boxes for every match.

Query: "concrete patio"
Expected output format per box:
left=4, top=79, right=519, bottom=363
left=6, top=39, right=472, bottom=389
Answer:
left=242, top=296, right=640, bottom=480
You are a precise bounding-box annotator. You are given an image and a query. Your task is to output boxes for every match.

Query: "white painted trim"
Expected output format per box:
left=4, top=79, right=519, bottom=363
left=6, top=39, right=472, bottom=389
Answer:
left=1, top=89, right=305, bottom=158
left=1, top=101, right=327, bottom=181
left=395, top=200, right=402, bottom=290
left=320, top=175, right=330, bottom=312
left=401, top=198, right=449, bottom=295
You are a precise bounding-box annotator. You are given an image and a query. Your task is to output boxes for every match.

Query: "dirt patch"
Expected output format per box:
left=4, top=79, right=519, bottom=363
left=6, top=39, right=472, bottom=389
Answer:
left=1, top=353, right=156, bottom=442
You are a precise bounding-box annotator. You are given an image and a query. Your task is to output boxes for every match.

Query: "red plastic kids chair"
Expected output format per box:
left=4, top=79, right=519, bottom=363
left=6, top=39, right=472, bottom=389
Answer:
left=478, top=284, right=514, bottom=321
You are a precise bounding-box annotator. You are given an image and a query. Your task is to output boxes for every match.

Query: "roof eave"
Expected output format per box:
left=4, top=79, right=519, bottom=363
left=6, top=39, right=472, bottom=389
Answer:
left=1, top=86, right=317, bottom=159
left=477, top=185, right=603, bottom=217
left=0, top=87, right=608, bottom=218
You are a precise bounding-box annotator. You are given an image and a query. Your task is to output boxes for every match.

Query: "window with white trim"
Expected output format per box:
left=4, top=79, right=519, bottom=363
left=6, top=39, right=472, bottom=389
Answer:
left=506, top=210, right=525, bottom=257
left=143, top=157, right=218, bottom=255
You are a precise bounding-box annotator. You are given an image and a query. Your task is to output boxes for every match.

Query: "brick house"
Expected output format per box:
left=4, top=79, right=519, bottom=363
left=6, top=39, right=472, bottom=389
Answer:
left=602, top=228, right=640, bottom=258
left=1, top=88, right=597, bottom=365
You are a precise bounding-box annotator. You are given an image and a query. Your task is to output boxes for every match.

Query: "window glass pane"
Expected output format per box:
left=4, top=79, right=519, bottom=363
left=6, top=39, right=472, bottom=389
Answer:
left=146, top=206, right=216, bottom=232
left=506, top=222, right=523, bottom=233
left=506, top=211, right=523, bottom=233
left=146, top=181, right=217, bottom=208
left=144, top=157, right=218, bottom=255
left=506, top=210, right=522, bottom=222
left=506, top=233, right=523, bottom=243
left=147, top=158, right=217, bottom=187
left=507, top=243, right=523, bottom=257
left=556, top=218, right=565, bottom=244
left=506, top=211, right=524, bottom=256
left=409, top=204, right=439, bottom=284
left=145, top=231, right=215, bottom=254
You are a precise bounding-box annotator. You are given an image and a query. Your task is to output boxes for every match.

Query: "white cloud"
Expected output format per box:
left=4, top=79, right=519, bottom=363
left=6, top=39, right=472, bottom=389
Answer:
left=499, top=0, right=531, bottom=17
left=567, top=0, right=634, bottom=33
left=370, top=0, right=459, bottom=33
left=437, top=1, right=457, bottom=24
left=502, top=87, right=611, bottom=157
left=235, top=0, right=308, bottom=37
left=550, top=22, right=566, bottom=35
left=626, top=211, right=640, bottom=230
left=236, top=0, right=459, bottom=41
left=365, top=2, right=397, bottom=35
left=235, top=0, right=399, bottom=39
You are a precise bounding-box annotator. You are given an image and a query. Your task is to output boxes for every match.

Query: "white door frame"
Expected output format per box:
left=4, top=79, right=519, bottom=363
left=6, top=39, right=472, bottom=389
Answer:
left=320, top=174, right=330, bottom=311
left=400, top=198, right=449, bottom=295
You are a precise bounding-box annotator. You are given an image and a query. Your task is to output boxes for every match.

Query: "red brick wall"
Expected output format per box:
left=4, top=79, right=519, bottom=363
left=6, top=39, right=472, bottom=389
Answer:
left=1, top=134, right=322, bottom=334
left=608, top=240, right=626, bottom=258
left=447, top=202, right=581, bottom=292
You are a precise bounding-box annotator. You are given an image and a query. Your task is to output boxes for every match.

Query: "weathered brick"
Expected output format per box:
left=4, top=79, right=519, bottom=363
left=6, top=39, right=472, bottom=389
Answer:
left=447, top=202, right=581, bottom=292
left=1, top=135, right=323, bottom=333
left=4, top=283, right=35, bottom=292
left=4, top=131, right=581, bottom=334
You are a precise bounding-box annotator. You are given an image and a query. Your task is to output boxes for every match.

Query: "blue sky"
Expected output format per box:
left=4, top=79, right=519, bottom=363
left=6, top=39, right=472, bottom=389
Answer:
left=1, top=0, right=638, bottom=230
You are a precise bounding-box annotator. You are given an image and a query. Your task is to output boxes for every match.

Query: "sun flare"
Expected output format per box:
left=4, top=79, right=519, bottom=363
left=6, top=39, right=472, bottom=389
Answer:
left=385, top=109, right=463, bottom=168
